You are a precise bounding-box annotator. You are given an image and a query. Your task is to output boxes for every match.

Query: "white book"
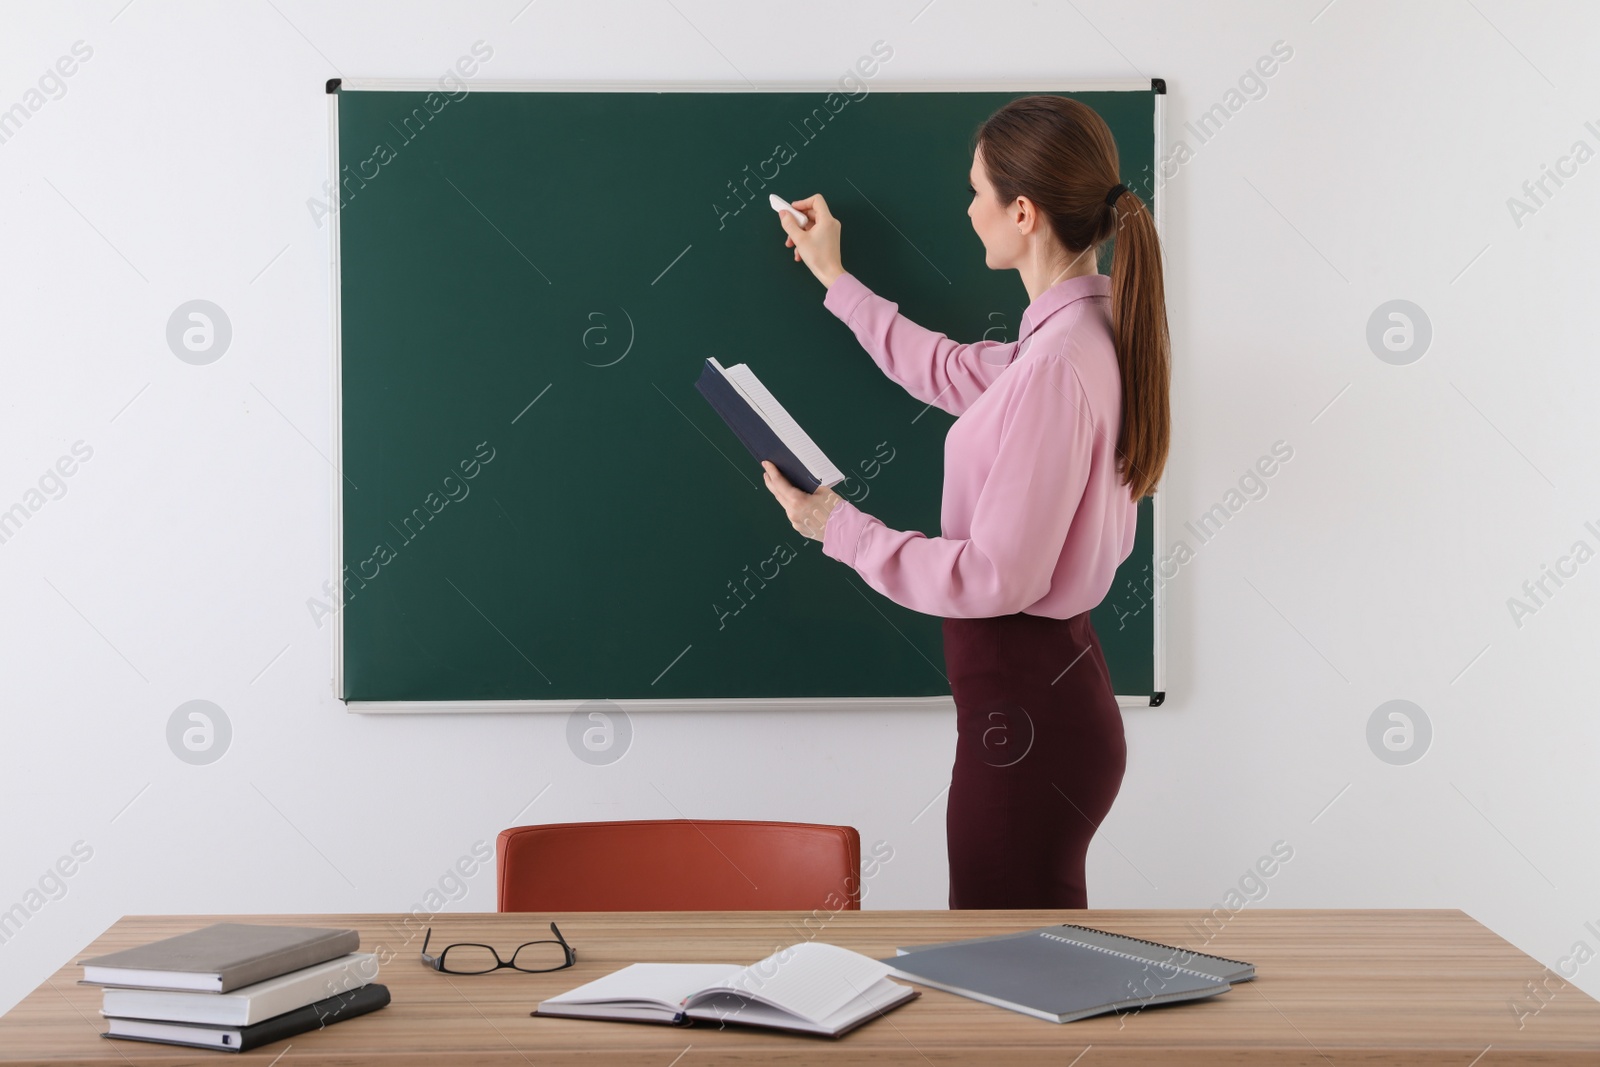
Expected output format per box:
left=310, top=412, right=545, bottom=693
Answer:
left=536, top=941, right=917, bottom=1037
left=99, top=952, right=378, bottom=1027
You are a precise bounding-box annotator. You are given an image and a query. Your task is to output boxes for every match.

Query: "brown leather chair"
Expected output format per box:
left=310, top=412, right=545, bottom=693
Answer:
left=496, top=819, right=861, bottom=912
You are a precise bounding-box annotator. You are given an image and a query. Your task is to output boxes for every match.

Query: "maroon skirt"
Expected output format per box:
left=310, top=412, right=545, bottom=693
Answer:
left=943, top=609, right=1127, bottom=909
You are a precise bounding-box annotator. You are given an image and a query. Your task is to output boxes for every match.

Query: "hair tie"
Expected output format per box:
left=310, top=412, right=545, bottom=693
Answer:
left=1104, top=183, right=1127, bottom=206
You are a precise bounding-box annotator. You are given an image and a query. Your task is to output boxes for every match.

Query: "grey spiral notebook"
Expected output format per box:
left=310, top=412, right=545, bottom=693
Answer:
left=898, top=923, right=1254, bottom=984
left=883, top=927, right=1247, bottom=1024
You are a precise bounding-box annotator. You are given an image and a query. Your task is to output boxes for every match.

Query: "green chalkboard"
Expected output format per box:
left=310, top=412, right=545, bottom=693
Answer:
left=335, top=83, right=1160, bottom=705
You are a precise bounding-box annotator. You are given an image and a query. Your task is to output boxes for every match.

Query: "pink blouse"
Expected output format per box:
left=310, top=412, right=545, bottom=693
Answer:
left=818, top=270, right=1139, bottom=619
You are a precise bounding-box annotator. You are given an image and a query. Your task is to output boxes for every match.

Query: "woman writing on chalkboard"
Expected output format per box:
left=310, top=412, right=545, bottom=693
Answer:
left=762, top=95, right=1170, bottom=910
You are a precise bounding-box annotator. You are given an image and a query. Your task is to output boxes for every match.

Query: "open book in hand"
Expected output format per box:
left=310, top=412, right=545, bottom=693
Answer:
left=694, top=357, right=845, bottom=494
left=534, top=941, right=917, bottom=1037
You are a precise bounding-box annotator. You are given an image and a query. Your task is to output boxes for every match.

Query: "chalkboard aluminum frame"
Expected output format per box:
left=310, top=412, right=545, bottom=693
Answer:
left=327, top=77, right=1166, bottom=714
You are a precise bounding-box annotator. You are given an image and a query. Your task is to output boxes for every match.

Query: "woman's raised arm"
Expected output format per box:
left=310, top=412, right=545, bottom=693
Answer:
left=822, top=272, right=1018, bottom=416
left=779, top=194, right=1019, bottom=415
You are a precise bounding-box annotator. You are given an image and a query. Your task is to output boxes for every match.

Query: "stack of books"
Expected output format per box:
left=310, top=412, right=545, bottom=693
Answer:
left=79, top=922, right=390, bottom=1053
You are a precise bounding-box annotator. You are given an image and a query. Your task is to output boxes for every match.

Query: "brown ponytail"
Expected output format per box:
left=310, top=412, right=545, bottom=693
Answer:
left=976, top=95, right=1170, bottom=500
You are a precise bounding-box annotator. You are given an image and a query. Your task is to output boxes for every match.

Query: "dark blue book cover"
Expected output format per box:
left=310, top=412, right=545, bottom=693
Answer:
left=695, top=358, right=826, bottom=494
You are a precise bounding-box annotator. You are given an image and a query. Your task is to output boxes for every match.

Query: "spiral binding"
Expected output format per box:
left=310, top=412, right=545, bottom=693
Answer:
left=1054, top=923, right=1251, bottom=970
left=1035, top=931, right=1222, bottom=984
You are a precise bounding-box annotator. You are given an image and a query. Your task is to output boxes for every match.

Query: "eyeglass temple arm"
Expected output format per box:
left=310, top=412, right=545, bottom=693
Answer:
left=550, top=922, right=576, bottom=959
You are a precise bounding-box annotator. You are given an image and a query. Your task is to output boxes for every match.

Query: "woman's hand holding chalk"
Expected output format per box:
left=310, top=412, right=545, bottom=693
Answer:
left=776, top=193, right=845, bottom=291
left=769, top=193, right=811, bottom=229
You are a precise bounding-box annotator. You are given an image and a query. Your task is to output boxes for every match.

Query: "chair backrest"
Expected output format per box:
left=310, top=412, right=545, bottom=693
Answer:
left=496, top=819, right=861, bottom=912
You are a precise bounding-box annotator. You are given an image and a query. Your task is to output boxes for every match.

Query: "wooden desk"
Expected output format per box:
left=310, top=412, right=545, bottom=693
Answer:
left=3, top=910, right=1598, bottom=1065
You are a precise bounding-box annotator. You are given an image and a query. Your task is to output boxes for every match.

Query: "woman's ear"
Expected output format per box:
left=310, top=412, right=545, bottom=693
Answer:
left=1012, top=196, right=1036, bottom=235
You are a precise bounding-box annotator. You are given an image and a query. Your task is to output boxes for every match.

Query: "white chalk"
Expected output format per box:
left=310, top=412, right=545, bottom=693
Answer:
left=769, top=193, right=811, bottom=229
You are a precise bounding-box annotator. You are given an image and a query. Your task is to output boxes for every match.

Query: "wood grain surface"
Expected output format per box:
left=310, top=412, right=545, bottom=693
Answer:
left=2, top=909, right=1597, bottom=1065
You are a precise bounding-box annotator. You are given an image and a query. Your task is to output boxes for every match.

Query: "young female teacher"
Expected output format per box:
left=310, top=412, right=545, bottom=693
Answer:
left=761, top=95, right=1171, bottom=910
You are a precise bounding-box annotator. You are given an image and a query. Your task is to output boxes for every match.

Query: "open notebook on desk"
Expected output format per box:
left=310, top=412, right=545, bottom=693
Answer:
left=695, top=357, right=844, bottom=494
left=534, top=941, right=916, bottom=1037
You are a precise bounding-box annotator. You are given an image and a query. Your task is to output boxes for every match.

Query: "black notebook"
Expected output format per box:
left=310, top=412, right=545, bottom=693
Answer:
left=103, top=982, right=390, bottom=1052
left=694, top=357, right=843, bottom=494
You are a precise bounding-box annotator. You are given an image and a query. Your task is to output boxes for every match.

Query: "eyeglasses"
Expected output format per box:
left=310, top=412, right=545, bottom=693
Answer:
left=420, top=923, right=577, bottom=974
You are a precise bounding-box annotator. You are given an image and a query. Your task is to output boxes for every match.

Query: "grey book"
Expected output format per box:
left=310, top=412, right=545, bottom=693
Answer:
left=80, top=923, right=361, bottom=993
left=882, top=928, right=1237, bottom=1024
left=897, top=923, right=1255, bottom=984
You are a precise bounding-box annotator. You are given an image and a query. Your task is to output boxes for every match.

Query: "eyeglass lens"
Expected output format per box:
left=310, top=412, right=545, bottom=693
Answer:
left=509, top=940, right=570, bottom=971
left=437, top=943, right=500, bottom=974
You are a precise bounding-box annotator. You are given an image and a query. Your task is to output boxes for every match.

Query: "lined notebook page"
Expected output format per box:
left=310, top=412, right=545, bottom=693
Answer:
left=719, top=942, right=891, bottom=1024
left=718, top=361, right=845, bottom=486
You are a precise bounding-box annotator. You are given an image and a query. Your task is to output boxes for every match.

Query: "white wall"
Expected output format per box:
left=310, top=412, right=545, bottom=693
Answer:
left=4, top=0, right=1598, bottom=1015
